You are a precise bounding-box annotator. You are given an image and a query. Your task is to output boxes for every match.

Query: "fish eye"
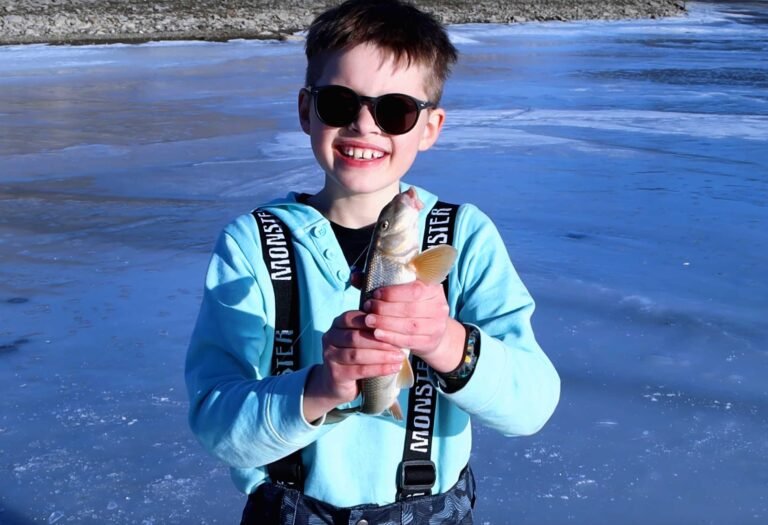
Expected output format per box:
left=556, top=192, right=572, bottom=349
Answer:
left=380, top=220, right=389, bottom=230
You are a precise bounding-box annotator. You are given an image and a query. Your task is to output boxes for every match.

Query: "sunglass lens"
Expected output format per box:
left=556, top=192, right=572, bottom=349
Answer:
left=316, top=86, right=359, bottom=127
left=375, top=94, right=419, bottom=135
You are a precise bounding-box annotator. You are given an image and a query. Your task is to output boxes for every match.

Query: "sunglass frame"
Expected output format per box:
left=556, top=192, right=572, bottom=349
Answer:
left=305, top=85, right=436, bottom=135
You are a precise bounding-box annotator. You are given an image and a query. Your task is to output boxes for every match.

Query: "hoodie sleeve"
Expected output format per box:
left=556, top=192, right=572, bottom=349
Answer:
left=441, top=204, right=561, bottom=437
left=185, top=217, right=330, bottom=469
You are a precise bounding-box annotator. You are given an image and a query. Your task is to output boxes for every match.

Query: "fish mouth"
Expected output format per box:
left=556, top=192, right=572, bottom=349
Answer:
left=399, top=186, right=424, bottom=211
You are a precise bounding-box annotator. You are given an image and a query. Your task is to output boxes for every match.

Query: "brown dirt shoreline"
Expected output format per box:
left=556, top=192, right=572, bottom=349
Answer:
left=0, top=0, right=686, bottom=46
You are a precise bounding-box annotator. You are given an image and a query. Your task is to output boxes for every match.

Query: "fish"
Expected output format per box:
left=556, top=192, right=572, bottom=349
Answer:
left=326, top=187, right=457, bottom=422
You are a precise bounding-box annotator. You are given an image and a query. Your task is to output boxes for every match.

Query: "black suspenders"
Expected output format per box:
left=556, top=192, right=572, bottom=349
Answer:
left=252, top=209, right=304, bottom=490
left=253, top=200, right=459, bottom=495
left=397, top=201, right=459, bottom=500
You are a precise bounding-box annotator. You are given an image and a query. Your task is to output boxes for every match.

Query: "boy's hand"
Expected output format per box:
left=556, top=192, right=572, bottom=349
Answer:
left=362, top=280, right=466, bottom=374
left=303, top=310, right=405, bottom=422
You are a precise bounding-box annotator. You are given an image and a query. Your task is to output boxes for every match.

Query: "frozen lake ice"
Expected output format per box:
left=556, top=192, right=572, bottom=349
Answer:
left=1, top=2, right=766, bottom=523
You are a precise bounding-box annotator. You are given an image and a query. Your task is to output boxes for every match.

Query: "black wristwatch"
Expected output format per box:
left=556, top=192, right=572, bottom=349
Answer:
left=435, top=324, right=480, bottom=393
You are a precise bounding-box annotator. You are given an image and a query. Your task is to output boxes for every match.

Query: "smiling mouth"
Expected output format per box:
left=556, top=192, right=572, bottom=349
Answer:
left=337, top=146, right=386, bottom=160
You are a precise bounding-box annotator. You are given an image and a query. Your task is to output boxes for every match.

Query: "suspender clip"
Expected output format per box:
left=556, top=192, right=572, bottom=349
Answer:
left=268, top=450, right=304, bottom=491
left=398, top=459, right=436, bottom=494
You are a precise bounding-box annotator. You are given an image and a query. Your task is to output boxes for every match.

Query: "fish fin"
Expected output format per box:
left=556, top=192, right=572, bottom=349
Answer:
left=389, top=400, right=404, bottom=421
left=411, top=245, right=458, bottom=285
left=324, top=407, right=359, bottom=424
left=397, top=355, right=415, bottom=389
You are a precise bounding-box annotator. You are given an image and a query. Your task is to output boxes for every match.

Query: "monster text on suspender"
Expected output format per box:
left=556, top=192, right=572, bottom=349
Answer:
left=256, top=211, right=294, bottom=281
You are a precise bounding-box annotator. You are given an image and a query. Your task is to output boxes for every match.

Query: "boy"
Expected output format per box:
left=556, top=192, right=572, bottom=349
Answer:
left=185, top=0, right=560, bottom=523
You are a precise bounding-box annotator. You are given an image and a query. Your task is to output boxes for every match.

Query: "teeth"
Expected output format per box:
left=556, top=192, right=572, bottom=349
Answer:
left=342, top=147, right=384, bottom=160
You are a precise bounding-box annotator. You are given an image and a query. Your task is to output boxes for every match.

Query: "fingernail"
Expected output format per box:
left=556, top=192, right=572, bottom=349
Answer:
left=365, top=314, right=376, bottom=327
left=363, top=300, right=372, bottom=311
left=373, top=289, right=382, bottom=299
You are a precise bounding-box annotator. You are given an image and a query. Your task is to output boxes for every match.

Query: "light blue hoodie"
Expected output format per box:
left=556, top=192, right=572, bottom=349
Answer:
left=185, top=184, right=560, bottom=508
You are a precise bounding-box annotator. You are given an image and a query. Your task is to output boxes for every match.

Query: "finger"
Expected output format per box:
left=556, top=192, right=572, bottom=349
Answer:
left=323, top=326, right=402, bottom=351
left=323, top=347, right=406, bottom=384
left=331, top=359, right=403, bottom=383
left=364, top=297, right=449, bottom=320
left=331, top=310, right=368, bottom=329
left=371, top=280, right=433, bottom=302
left=325, top=346, right=406, bottom=367
left=371, top=328, right=435, bottom=351
left=364, top=313, right=443, bottom=339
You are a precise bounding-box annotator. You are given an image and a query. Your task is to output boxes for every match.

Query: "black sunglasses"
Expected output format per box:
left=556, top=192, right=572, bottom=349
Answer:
left=305, top=85, right=436, bottom=136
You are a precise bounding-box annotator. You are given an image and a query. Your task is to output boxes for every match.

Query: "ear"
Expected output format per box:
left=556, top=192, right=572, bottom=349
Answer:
left=298, top=88, right=312, bottom=135
left=418, top=107, right=446, bottom=151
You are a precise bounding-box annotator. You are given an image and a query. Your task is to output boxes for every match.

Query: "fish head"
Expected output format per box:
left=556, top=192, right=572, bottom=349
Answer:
left=373, top=188, right=424, bottom=257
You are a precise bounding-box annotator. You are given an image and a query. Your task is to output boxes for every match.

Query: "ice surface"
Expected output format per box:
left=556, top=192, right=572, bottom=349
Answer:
left=1, top=2, right=766, bottom=524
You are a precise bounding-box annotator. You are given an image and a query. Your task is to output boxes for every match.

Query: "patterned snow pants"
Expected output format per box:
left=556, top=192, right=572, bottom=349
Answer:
left=240, top=465, right=476, bottom=525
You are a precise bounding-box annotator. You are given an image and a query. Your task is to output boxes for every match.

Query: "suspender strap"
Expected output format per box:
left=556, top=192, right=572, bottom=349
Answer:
left=398, top=201, right=459, bottom=500
left=252, top=209, right=304, bottom=490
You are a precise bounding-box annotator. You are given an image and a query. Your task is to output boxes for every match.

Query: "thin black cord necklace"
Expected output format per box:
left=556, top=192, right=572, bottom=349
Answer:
left=350, top=244, right=369, bottom=273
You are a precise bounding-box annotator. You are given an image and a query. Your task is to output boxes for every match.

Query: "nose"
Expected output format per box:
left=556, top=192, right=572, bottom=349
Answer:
left=350, top=100, right=380, bottom=135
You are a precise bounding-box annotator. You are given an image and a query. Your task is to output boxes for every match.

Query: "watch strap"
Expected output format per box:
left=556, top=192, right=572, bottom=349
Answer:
left=436, top=324, right=480, bottom=393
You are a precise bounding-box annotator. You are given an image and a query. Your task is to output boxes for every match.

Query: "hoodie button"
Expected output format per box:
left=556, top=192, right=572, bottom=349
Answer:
left=336, top=269, right=347, bottom=282
left=357, top=520, right=369, bottom=525
left=323, top=249, right=334, bottom=260
left=313, top=225, right=327, bottom=238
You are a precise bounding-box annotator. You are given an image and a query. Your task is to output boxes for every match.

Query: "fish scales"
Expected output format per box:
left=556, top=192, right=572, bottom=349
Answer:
left=362, top=250, right=418, bottom=303
left=356, top=190, right=422, bottom=416
left=358, top=257, right=415, bottom=413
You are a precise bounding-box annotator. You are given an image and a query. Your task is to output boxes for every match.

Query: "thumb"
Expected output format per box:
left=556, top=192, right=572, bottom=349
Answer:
left=350, top=270, right=364, bottom=290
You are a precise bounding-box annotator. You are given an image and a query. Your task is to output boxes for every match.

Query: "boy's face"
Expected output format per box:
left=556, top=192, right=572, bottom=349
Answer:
left=299, top=43, right=445, bottom=201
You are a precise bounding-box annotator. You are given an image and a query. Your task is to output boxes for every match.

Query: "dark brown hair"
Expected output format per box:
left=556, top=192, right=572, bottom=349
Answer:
left=305, top=0, right=458, bottom=104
